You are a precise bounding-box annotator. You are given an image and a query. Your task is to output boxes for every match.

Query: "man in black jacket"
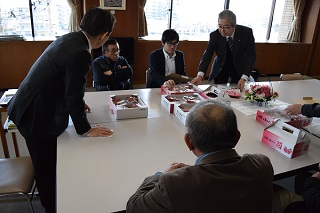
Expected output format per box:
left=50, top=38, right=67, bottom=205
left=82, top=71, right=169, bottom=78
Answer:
left=8, top=8, right=115, bottom=212
left=191, top=9, right=256, bottom=91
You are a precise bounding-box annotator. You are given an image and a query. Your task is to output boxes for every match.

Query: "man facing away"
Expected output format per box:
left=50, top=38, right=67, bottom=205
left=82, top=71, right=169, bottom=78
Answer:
left=7, top=7, right=115, bottom=213
left=92, top=38, right=133, bottom=91
left=191, top=9, right=256, bottom=91
left=126, top=100, right=274, bottom=213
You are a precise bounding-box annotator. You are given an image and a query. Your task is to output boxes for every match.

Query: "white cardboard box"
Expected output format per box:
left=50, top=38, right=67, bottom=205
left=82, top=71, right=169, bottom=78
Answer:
left=173, top=103, right=195, bottom=125
left=200, top=86, right=231, bottom=106
left=261, top=120, right=311, bottom=158
left=161, top=83, right=202, bottom=95
left=161, top=93, right=205, bottom=113
left=109, top=94, right=148, bottom=119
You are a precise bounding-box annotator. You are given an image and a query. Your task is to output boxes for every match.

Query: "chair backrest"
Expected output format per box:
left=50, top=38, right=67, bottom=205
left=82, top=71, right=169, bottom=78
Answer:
left=280, top=73, right=303, bottom=81
left=146, top=68, right=151, bottom=85
left=0, top=156, right=35, bottom=212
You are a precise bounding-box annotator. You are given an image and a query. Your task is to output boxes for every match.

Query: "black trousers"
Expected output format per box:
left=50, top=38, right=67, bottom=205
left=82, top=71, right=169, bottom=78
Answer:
left=25, top=134, right=57, bottom=213
left=17, top=101, right=57, bottom=213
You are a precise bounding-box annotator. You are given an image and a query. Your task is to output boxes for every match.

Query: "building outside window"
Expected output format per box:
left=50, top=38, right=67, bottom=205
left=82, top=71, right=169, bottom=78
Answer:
left=144, top=0, right=294, bottom=42
left=0, top=0, right=71, bottom=39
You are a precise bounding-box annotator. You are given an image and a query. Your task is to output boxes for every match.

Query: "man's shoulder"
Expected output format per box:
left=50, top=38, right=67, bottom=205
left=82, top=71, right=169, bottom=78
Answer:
left=236, top=25, right=253, bottom=33
left=243, top=153, right=272, bottom=166
left=149, top=48, right=163, bottom=56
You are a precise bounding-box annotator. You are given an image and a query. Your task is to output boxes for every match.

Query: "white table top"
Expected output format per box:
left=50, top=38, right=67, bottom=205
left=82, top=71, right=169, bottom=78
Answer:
left=57, top=79, right=320, bottom=213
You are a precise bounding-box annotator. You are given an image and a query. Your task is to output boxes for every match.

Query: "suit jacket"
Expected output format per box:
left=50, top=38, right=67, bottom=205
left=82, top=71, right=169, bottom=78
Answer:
left=8, top=31, right=92, bottom=137
left=303, top=176, right=320, bottom=213
left=198, top=25, right=256, bottom=81
left=127, top=149, right=274, bottom=213
left=147, top=48, right=187, bottom=88
left=302, top=103, right=320, bottom=117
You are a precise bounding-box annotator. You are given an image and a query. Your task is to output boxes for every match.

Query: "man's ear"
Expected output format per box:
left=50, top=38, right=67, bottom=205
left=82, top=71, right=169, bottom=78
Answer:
left=184, top=133, right=194, bottom=151
left=100, top=32, right=109, bottom=41
left=232, top=130, right=241, bottom=147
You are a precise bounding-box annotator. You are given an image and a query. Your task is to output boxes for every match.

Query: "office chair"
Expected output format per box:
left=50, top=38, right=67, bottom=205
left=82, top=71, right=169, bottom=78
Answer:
left=0, top=156, right=35, bottom=213
left=280, top=73, right=303, bottom=81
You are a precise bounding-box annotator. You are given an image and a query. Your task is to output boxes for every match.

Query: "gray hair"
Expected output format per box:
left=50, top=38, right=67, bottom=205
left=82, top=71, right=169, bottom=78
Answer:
left=185, top=100, right=238, bottom=153
left=218, top=9, right=236, bottom=26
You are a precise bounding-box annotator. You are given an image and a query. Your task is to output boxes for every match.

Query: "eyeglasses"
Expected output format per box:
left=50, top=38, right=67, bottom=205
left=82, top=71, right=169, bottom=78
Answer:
left=217, top=25, right=234, bottom=30
left=108, top=49, right=121, bottom=54
left=166, top=41, right=179, bottom=47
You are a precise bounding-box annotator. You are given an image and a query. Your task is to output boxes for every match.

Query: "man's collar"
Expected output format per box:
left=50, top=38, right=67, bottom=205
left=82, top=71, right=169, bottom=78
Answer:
left=81, top=30, right=92, bottom=53
left=162, top=48, right=176, bottom=58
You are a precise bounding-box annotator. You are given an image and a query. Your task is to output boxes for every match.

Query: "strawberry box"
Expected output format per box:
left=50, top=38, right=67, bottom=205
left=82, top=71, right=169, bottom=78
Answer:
left=161, top=83, right=202, bottom=95
left=109, top=94, right=148, bottom=119
left=161, top=93, right=205, bottom=113
left=173, top=103, right=195, bottom=125
left=256, top=107, right=312, bottom=129
left=262, top=120, right=311, bottom=158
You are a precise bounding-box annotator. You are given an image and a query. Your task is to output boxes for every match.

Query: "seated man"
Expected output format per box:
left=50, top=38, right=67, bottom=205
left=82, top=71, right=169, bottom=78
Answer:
left=126, top=100, right=274, bottom=213
left=92, top=38, right=133, bottom=91
left=147, top=29, right=190, bottom=88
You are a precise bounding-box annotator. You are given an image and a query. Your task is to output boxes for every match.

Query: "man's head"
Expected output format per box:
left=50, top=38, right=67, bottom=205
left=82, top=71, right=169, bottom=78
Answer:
left=161, top=29, right=179, bottom=56
left=185, top=100, right=240, bottom=155
left=102, top=39, right=120, bottom=62
left=79, top=7, right=116, bottom=49
left=217, top=9, right=236, bottom=37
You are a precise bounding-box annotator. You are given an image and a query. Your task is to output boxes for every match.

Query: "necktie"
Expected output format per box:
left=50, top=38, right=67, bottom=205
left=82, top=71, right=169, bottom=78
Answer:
left=227, top=37, right=233, bottom=51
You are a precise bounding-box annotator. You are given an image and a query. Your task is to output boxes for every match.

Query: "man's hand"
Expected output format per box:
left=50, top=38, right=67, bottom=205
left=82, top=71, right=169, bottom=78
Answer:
left=191, top=75, right=202, bottom=85
left=103, top=70, right=112, bottom=76
left=86, top=125, right=113, bottom=137
left=165, top=162, right=189, bottom=173
left=312, top=172, right=320, bottom=180
left=163, top=79, right=175, bottom=86
left=85, top=103, right=91, bottom=113
left=285, top=104, right=303, bottom=115
left=237, top=78, right=246, bottom=91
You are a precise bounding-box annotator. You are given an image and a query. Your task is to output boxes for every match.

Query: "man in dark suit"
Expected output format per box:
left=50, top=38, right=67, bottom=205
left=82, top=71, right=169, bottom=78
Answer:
left=7, top=8, right=115, bottom=213
left=147, top=29, right=188, bottom=88
left=126, top=100, right=274, bottom=213
left=191, top=9, right=256, bottom=91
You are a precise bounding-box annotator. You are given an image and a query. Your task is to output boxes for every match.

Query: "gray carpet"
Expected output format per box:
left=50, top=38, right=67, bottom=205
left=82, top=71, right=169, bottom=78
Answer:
left=0, top=195, right=45, bottom=213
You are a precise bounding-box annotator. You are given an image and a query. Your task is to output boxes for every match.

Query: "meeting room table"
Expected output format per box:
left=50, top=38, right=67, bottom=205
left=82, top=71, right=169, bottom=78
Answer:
left=57, top=79, right=320, bottom=213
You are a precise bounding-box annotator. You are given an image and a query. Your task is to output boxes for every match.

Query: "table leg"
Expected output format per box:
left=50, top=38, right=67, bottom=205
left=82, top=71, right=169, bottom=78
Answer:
left=0, top=113, right=10, bottom=158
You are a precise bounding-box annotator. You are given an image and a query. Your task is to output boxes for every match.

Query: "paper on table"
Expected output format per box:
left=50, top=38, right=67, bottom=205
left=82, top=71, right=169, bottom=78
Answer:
left=231, top=99, right=289, bottom=116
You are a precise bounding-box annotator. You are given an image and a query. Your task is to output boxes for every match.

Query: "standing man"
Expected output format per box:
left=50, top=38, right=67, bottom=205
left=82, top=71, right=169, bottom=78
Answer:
left=147, top=29, right=188, bottom=88
left=7, top=7, right=115, bottom=213
left=127, top=100, right=274, bottom=213
left=191, top=9, right=256, bottom=91
left=92, top=38, right=133, bottom=91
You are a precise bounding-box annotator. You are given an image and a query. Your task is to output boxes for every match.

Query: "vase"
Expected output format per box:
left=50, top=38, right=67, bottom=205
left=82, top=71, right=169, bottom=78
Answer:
left=255, top=101, right=268, bottom=107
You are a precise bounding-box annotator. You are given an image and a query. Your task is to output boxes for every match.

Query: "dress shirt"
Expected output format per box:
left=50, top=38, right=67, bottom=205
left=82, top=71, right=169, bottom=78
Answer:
left=163, top=48, right=176, bottom=76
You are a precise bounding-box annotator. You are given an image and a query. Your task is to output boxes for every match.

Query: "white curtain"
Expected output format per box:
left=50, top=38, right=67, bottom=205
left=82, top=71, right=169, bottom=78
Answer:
left=67, top=0, right=82, bottom=32
left=287, top=0, right=306, bottom=42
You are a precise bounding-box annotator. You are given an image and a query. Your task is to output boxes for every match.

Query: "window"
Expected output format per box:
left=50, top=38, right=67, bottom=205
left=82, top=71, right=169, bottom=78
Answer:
left=144, top=0, right=294, bottom=42
left=0, top=0, right=71, bottom=39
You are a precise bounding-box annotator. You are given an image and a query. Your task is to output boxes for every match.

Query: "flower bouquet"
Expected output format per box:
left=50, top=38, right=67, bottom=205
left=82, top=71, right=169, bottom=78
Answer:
left=244, top=84, right=279, bottom=106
